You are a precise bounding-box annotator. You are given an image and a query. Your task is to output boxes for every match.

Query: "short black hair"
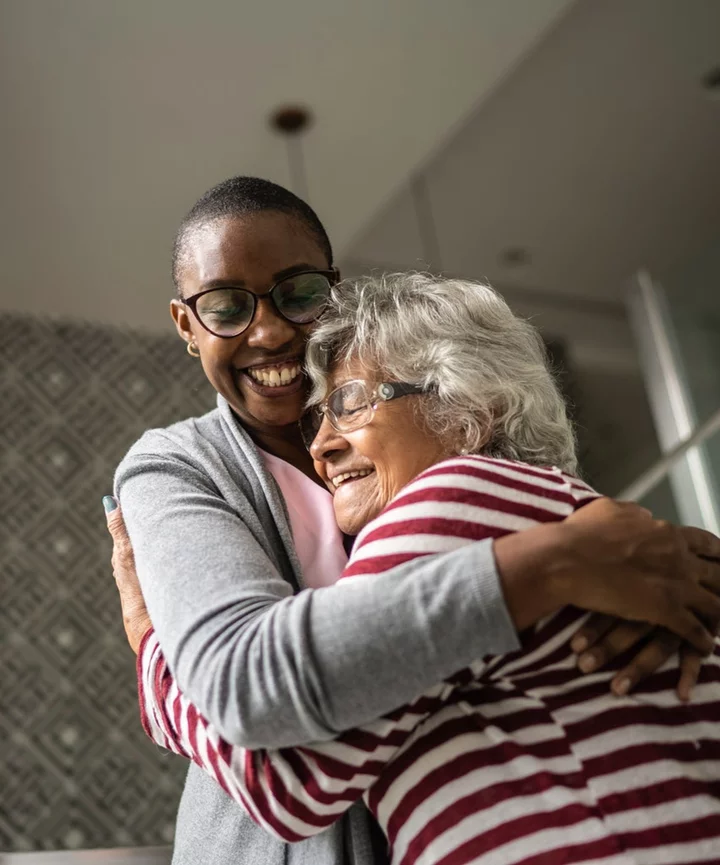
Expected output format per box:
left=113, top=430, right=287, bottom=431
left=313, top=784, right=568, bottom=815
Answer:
left=171, top=176, right=334, bottom=292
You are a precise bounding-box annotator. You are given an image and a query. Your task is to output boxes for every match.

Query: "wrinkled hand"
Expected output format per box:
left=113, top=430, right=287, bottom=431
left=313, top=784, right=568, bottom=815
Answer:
left=105, top=499, right=153, bottom=655
left=550, top=500, right=720, bottom=657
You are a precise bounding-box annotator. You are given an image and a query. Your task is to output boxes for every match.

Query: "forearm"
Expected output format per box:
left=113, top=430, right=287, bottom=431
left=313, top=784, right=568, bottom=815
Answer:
left=169, top=541, right=517, bottom=748
left=139, top=631, right=449, bottom=840
left=118, top=450, right=520, bottom=750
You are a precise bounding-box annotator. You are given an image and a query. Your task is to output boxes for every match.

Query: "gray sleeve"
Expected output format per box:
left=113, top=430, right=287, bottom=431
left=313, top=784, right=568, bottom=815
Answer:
left=116, top=449, right=520, bottom=750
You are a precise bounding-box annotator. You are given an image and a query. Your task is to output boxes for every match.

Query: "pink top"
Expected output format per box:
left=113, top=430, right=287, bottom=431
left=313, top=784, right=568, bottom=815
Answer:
left=258, top=448, right=347, bottom=589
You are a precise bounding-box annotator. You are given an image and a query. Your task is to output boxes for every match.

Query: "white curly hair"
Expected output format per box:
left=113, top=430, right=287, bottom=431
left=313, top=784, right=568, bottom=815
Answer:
left=304, top=272, right=578, bottom=475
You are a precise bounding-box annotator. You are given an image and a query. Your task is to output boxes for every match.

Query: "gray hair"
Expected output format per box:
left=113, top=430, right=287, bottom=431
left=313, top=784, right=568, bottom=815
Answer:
left=305, top=272, right=578, bottom=475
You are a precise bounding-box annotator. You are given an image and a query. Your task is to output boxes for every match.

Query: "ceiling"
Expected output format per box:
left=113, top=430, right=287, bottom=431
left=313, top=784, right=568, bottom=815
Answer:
left=0, top=0, right=574, bottom=331
left=346, top=0, right=720, bottom=305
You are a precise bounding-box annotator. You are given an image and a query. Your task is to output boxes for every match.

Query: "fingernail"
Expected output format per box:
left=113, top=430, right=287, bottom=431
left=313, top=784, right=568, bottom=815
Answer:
left=578, top=653, right=597, bottom=673
left=571, top=636, right=588, bottom=653
left=613, top=678, right=630, bottom=696
left=103, top=496, right=118, bottom=513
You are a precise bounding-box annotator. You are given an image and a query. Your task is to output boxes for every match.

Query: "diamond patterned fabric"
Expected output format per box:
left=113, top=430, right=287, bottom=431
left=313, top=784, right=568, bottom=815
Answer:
left=0, top=313, right=215, bottom=852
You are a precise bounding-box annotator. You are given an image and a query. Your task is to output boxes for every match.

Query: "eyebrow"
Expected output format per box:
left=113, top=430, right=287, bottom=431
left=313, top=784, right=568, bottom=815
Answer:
left=273, top=262, right=324, bottom=281
left=198, top=263, right=323, bottom=292
left=327, top=374, right=361, bottom=393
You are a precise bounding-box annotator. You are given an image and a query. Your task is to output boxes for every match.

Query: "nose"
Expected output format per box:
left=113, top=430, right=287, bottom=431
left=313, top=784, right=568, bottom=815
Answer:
left=245, top=295, right=297, bottom=350
left=310, top=414, right=349, bottom=464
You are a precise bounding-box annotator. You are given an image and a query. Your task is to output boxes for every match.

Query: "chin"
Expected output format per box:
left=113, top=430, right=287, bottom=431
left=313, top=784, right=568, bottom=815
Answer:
left=335, top=507, right=382, bottom=536
left=257, top=405, right=305, bottom=428
left=234, top=390, right=306, bottom=428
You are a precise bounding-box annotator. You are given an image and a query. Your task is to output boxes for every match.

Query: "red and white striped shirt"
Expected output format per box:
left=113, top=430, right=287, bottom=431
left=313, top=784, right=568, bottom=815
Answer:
left=139, top=456, right=720, bottom=865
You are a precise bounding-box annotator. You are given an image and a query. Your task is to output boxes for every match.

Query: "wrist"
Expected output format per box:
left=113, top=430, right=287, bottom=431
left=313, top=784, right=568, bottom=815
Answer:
left=493, top=522, right=573, bottom=630
left=127, top=615, right=153, bottom=656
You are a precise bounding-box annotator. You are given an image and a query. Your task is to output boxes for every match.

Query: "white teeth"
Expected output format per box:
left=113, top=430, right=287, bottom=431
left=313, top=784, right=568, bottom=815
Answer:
left=332, top=469, right=373, bottom=488
left=248, top=364, right=301, bottom=387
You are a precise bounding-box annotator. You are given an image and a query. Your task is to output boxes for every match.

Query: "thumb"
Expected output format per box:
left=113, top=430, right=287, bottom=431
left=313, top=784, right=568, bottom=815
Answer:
left=103, top=496, right=125, bottom=537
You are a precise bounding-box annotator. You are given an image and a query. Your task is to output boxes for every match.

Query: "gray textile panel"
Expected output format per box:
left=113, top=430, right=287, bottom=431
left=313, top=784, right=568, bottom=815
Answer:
left=0, top=313, right=215, bottom=852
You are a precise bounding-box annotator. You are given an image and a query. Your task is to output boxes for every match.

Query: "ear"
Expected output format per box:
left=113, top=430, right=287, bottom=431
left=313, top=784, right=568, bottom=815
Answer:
left=170, top=299, right=195, bottom=345
left=331, top=266, right=341, bottom=284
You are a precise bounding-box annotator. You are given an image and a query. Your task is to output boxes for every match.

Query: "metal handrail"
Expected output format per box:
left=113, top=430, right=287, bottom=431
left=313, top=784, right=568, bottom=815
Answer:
left=0, top=848, right=170, bottom=864
left=619, top=406, right=720, bottom=503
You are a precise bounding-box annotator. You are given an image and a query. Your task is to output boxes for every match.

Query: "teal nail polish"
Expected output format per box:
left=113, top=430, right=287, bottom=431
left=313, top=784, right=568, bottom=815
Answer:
left=103, top=495, right=118, bottom=513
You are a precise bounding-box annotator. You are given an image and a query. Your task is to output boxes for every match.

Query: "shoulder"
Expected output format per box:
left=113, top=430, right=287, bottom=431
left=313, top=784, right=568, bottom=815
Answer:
left=413, top=455, right=597, bottom=498
left=114, top=405, right=232, bottom=492
left=349, top=456, right=600, bottom=566
left=378, top=455, right=599, bottom=525
left=118, top=406, right=219, bottom=461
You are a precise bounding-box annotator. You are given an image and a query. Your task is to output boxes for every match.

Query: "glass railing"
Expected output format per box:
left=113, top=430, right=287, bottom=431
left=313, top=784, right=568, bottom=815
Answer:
left=628, top=245, right=720, bottom=532
left=620, top=406, right=720, bottom=507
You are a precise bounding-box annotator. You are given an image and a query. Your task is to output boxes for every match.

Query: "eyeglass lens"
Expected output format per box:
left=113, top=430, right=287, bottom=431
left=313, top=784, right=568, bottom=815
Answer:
left=300, top=382, right=374, bottom=450
left=326, top=381, right=373, bottom=430
left=195, top=272, right=331, bottom=337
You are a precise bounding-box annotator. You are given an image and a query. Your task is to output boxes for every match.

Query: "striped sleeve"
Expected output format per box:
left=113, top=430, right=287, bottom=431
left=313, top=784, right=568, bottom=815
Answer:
left=138, top=629, right=450, bottom=840
left=136, top=456, right=600, bottom=843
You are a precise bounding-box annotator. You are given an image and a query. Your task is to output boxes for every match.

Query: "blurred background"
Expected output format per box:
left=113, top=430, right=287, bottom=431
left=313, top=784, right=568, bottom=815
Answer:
left=1, top=0, right=719, bottom=861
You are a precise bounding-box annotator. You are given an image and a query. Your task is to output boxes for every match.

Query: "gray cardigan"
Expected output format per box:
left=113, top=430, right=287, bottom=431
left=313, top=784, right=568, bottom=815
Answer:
left=115, top=395, right=520, bottom=865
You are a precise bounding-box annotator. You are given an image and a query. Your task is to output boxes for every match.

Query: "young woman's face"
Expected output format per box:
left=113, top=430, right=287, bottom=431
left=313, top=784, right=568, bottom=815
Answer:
left=171, top=212, right=333, bottom=435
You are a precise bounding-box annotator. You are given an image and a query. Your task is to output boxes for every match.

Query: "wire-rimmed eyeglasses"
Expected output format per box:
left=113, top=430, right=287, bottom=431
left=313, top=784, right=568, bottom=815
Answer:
left=299, top=379, right=424, bottom=449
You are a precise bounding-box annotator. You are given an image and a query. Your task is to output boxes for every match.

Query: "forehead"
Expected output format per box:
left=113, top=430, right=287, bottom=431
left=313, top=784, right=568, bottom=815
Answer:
left=326, top=355, right=378, bottom=391
left=178, top=212, right=328, bottom=295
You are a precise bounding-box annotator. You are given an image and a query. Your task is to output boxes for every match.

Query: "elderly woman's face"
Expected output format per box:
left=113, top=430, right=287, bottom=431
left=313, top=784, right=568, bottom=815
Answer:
left=310, top=360, right=453, bottom=534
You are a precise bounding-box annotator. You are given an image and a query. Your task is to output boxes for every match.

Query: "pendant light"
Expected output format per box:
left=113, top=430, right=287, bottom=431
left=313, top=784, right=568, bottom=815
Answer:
left=270, top=106, right=313, bottom=202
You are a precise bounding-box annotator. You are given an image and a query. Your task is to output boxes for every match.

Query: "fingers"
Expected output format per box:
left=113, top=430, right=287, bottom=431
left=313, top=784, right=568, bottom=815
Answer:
left=647, top=579, right=719, bottom=655
left=576, top=620, right=653, bottom=674
left=570, top=613, right=616, bottom=654
left=666, top=607, right=715, bottom=655
left=680, top=525, right=720, bottom=561
left=104, top=500, right=127, bottom=538
left=101, top=496, right=150, bottom=655
left=689, top=583, right=720, bottom=632
left=676, top=646, right=703, bottom=702
left=698, top=557, right=720, bottom=596
left=609, top=630, right=680, bottom=696
left=102, top=499, right=141, bottom=596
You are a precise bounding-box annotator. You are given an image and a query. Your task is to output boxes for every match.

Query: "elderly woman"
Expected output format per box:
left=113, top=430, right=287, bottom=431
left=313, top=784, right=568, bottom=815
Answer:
left=133, top=274, right=720, bottom=865
left=110, top=177, right=720, bottom=865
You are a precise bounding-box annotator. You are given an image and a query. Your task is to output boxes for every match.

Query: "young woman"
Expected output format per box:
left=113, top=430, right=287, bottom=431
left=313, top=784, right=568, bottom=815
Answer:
left=107, top=178, right=720, bottom=865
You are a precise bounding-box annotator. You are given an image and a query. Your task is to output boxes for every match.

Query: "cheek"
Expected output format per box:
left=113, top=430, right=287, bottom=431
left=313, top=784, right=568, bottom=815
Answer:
left=376, top=464, right=401, bottom=504
left=200, top=338, right=239, bottom=374
left=334, top=476, right=387, bottom=533
left=375, top=446, right=421, bottom=501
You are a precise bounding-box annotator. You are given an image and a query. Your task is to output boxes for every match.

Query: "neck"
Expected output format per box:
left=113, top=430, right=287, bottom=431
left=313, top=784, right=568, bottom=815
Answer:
left=247, top=423, right=320, bottom=484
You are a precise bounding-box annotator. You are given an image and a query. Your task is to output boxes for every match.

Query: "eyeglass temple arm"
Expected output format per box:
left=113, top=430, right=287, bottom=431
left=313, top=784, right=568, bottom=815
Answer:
left=384, top=382, right=425, bottom=399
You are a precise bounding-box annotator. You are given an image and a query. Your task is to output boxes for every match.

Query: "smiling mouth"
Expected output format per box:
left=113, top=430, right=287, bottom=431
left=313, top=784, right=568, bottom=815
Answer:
left=331, top=469, right=375, bottom=489
left=245, top=360, right=303, bottom=388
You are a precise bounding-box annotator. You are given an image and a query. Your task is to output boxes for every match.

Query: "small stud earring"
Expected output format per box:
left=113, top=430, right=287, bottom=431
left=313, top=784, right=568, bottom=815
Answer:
left=187, top=341, right=200, bottom=358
